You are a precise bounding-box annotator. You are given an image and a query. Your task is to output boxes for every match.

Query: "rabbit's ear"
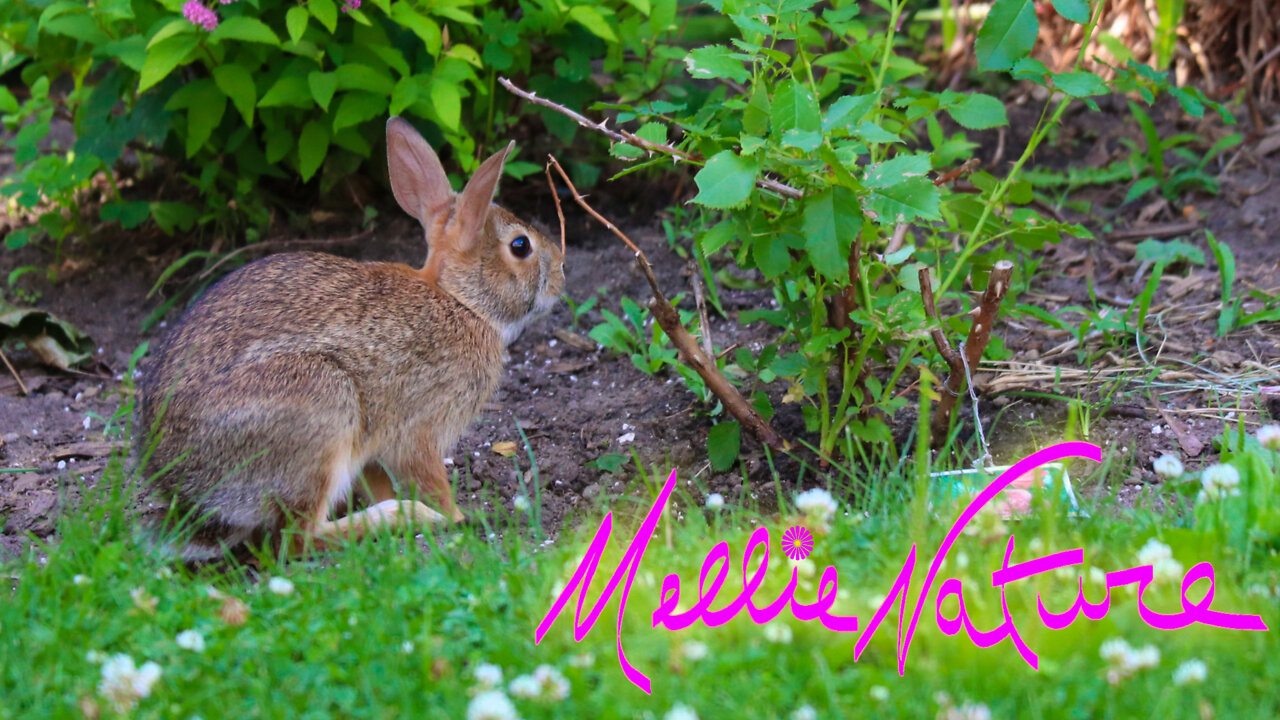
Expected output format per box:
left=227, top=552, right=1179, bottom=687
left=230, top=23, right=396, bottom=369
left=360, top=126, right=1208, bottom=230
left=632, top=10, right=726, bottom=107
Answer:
left=450, top=140, right=514, bottom=253
left=386, top=117, right=453, bottom=230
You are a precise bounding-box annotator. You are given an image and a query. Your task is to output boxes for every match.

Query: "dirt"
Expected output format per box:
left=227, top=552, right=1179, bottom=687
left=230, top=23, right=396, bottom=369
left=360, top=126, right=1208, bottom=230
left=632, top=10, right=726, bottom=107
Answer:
left=2, top=97, right=1278, bottom=558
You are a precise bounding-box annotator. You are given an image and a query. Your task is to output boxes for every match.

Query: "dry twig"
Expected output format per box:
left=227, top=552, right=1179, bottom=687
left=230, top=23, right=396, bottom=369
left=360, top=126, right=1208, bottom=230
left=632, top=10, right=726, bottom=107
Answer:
left=545, top=155, right=786, bottom=451
left=0, top=347, right=29, bottom=396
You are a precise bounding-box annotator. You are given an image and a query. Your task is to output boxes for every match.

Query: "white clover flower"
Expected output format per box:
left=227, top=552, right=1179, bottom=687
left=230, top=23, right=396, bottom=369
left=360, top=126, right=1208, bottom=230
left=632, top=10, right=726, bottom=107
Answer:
left=1152, top=557, right=1184, bottom=584
left=1126, top=644, right=1160, bottom=671
left=73, top=574, right=90, bottom=586
left=98, top=654, right=161, bottom=714
left=175, top=629, right=205, bottom=653
left=267, top=577, right=295, bottom=595
left=509, top=675, right=540, bottom=700
left=467, top=690, right=519, bottom=720
left=1199, top=464, right=1241, bottom=502
left=705, top=493, right=725, bottom=509
left=869, top=685, right=890, bottom=702
left=791, top=704, right=818, bottom=720
left=665, top=703, right=699, bottom=720
left=680, top=641, right=709, bottom=662
left=401, top=641, right=414, bottom=654
left=532, top=665, right=569, bottom=701
left=473, top=663, right=504, bottom=689
left=791, top=557, right=816, bottom=578
left=1172, top=659, right=1207, bottom=686
left=1088, top=567, right=1108, bottom=587
left=763, top=622, right=793, bottom=644
left=1136, top=538, right=1173, bottom=568
left=795, top=488, right=837, bottom=529
left=512, top=495, right=530, bottom=512
left=1100, top=638, right=1131, bottom=665
left=1153, top=454, right=1184, bottom=479
left=938, top=701, right=990, bottom=720
left=1257, top=425, right=1280, bottom=451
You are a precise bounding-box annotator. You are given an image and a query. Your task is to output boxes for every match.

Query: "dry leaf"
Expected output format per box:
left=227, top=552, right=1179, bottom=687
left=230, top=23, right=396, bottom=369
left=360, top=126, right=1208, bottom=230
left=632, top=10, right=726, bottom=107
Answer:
left=492, top=441, right=519, bottom=457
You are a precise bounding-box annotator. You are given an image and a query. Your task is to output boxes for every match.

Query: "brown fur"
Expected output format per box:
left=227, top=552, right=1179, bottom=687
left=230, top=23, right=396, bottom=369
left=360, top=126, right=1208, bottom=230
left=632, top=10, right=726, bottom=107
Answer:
left=137, top=119, right=564, bottom=560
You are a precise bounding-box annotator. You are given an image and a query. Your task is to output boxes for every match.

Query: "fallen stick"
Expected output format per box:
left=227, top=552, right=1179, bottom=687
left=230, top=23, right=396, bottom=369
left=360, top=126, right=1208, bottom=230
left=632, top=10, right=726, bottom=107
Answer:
left=499, top=77, right=803, bottom=201
left=545, top=155, right=786, bottom=452
left=920, top=260, right=1015, bottom=443
left=0, top=347, right=29, bottom=396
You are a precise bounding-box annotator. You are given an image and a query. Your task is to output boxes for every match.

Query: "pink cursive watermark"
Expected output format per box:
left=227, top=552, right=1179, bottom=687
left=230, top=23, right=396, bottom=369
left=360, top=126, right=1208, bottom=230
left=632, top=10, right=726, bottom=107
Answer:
left=535, top=442, right=1269, bottom=694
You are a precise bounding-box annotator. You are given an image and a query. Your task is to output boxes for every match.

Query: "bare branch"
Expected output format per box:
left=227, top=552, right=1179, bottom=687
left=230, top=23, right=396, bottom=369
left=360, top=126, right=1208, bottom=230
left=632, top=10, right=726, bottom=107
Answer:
left=546, top=154, right=786, bottom=452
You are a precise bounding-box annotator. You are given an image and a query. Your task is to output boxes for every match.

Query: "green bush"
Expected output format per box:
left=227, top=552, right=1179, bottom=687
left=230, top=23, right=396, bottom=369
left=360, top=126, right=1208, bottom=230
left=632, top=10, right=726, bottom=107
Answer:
left=589, top=0, right=1229, bottom=463
left=0, top=0, right=677, bottom=253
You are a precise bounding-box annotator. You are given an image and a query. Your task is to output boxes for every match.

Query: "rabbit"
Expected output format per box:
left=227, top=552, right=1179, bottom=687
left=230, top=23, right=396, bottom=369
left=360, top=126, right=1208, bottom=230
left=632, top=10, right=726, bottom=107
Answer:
left=136, top=117, right=565, bottom=561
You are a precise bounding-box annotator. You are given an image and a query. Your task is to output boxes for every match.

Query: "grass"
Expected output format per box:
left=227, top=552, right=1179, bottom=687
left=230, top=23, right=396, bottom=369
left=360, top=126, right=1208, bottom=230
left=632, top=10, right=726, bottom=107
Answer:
left=1, top=433, right=1278, bottom=720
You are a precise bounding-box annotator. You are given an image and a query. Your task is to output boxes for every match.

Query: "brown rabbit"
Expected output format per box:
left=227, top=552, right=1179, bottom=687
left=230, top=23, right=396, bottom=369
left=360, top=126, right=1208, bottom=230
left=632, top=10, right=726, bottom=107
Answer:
left=137, top=117, right=565, bottom=560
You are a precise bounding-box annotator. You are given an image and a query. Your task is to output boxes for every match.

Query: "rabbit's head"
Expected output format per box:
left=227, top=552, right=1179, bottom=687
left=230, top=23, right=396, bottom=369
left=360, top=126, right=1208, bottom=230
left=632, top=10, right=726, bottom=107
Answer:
left=386, top=117, right=565, bottom=344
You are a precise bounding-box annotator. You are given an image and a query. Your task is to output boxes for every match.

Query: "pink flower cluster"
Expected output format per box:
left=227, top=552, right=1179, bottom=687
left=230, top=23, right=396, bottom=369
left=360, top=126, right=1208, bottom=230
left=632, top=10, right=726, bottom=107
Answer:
left=340, top=0, right=361, bottom=12
left=182, top=0, right=218, bottom=30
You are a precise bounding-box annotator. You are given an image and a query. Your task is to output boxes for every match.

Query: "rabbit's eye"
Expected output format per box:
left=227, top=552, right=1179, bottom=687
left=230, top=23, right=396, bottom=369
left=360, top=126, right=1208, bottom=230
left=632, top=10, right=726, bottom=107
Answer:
left=510, top=235, right=532, bottom=259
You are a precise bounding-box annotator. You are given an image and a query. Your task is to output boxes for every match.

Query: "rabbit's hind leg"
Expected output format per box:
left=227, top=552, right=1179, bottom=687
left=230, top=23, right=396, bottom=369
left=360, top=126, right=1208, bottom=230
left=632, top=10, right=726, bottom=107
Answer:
left=294, top=499, right=447, bottom=553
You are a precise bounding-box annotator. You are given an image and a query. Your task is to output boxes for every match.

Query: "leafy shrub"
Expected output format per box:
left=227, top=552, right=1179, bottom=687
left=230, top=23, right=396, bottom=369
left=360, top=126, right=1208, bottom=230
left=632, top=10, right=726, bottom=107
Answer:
left=590, top=0, right=1228, bottom=463
left=0, top=0, right=677, bottom=254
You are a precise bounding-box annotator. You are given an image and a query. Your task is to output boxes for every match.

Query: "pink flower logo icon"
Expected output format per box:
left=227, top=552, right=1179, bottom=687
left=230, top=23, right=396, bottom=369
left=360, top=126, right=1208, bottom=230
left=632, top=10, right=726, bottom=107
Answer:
left=781, top=525, right=814, bottom=561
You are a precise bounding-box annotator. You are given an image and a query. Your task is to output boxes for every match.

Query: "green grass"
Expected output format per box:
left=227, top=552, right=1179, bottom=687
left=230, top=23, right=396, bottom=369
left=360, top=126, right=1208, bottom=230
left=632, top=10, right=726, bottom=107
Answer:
left=1, top=446, right=1277, bottom=720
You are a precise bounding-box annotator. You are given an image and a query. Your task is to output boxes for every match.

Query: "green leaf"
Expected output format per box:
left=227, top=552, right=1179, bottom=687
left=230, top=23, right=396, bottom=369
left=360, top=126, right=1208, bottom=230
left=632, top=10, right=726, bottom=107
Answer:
left=185, top=86, right=227, bottom=157
left=753, top=234, right=795, bottom=279
left=145, top=18, right=192, bottom=49
left=390, top=76, right=421, bottom=116
left=100, top=201, right=150, bottom=229
left=684, top=45, right=751, bottom=83
left=569, top=5, right=618, bottom=42
left=286, top=6, right=309, bottom=44
left=975, top=0, right=1038, bottom=72
left=692, top=150, right=759, bottom=209
left=333, top=63, right=395, bottom=96
left=944, top=93, right=1008, bottom=129
left=1133, top=238, right=1205, bottom=267
left=259, top=75, right=313, bottom=108
left=611, top=122, right=667, bottom=160
left=707, top=421, right=741, bottom=472
left=311, top=0, right=338, bottom=33
left=801, top=186, right=860, bottom=280
left=1011, top=57, right=1050, bottom=81
left=211, top=16, right=280, bottom=46
left=863, top=153, right=932, bottom=188
left=149, top=202, right=198, bottom=234
left=391, top=3, right=442, bottom=55
left=0, top=87, right=17, bottom=114
left=213, top=64, right=256, bottom=126
left=332, top=92, right=388, bottom=132
left=138, top=34, right=199, bottom=92
left=822, top=92, right=877, bottom=131
left=298, top=120, right=330, bottom=181
left=1053, top=70, right=1108, bottom=97
left=864, top=177, right=941, bottom=224
left=429, top=80, right=461, bottom=131
left=308, top=71, right=338, bottom=112
left=1051, top=0, right=1090, bottom=23
left=771, top=79, right=820, bottom=140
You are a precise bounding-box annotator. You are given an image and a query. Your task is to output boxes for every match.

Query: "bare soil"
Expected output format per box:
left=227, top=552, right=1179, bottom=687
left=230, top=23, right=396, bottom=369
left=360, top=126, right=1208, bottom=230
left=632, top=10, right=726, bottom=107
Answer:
left=2, top=98, right=1278, bottom=558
